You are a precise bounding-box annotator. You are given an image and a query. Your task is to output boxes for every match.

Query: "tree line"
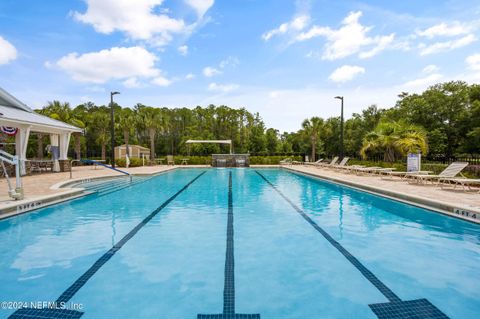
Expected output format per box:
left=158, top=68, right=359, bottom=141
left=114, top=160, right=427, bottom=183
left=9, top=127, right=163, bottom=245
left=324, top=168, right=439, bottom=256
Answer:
left=34, top=81, right=479, bottom=162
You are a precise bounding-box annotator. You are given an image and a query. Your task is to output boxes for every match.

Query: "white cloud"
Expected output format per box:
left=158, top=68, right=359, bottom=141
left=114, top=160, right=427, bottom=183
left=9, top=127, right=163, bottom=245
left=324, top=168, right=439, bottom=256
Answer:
left=262, top=15, right=309, bottom=41
left=208, top=82, right=239, bottom=92
left=184, top=0, right=214, bottom=18
left=418, top=34, right=476, bottom=55
left=0, top=36, right=17, bottom=65
left=466, top=54, right=480, bottom=71
left=203, top=66, right=222, bottom=77
left=417, top=22, right=473, bottom=38
left=402, top=73, right=442, bottom=89
left=296, top=11, right=394, bottom=60
left=358, top=34, right=395, bottom=59
left=329, top=65, right=365, bottom=83
left=423, top=64, right=439, bottom=74
left=178, top=45, right=188, bottom=56
left=73, top=0, right=187, bottom=46
left=151, top=76, right=172, bottom=86
left=123, top=77, right=141, bottom=88
left=185, top=73, right=195, bottom=80
left=54, top=46, right=161, bottom=83
left=219, top=56, right=239, bottom=68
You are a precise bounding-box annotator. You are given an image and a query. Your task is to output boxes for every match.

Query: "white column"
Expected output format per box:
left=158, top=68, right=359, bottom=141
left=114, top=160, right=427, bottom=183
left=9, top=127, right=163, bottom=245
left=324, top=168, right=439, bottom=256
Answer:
left=59, top=132, right=71, bottom=160
left=50, top=134, right=60, bottom=172
left=15, top=126, right=31, bottom=175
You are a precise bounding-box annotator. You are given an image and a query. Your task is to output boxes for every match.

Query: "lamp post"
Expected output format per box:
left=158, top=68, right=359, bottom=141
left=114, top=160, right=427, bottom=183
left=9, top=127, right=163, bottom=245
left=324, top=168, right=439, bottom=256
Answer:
left=110, top=91, right=120, bottom=168
left=334, top=96, right=344, bottom=159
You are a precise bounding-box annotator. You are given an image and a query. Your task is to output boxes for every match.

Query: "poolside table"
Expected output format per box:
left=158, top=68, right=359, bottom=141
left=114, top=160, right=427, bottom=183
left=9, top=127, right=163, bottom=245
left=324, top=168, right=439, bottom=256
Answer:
left=181, top=158, right=189, bottom=165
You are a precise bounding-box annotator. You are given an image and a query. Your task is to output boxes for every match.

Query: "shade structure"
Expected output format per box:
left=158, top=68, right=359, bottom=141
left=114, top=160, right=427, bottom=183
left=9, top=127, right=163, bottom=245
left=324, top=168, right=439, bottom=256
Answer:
left=0, top=86, right=82, bottom=174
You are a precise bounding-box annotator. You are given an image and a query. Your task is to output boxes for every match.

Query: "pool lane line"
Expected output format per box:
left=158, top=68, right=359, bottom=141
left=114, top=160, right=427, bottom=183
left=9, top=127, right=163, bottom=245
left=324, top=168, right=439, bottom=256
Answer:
left=198, top=171, right=260, bottom=319
left=8, top=170, right=207, bottom=319
left=255, top=170, right=449, bottom=319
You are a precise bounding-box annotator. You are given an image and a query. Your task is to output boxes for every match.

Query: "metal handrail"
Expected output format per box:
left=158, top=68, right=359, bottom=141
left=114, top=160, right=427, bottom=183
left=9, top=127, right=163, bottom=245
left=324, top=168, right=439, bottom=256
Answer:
left=0, top=149, right=23, bottom=199
left=81, top=159, right=133, bottom=182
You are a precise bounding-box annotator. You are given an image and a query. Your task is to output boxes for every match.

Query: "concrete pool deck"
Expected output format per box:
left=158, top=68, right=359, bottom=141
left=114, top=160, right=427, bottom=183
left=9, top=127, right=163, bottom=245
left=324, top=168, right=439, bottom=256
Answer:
left=0, top=164, right=478, bottom=223
left=283, top=164, right=480, bottom=224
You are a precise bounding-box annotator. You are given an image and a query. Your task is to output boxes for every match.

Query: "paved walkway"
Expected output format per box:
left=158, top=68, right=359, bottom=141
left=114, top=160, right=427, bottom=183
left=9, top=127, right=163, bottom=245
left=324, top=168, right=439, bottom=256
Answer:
left=283, top=164, right=480, bottom=219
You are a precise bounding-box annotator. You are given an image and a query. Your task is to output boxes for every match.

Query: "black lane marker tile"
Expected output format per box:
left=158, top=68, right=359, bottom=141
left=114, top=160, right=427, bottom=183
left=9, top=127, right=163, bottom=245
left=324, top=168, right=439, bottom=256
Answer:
left=255, top=170, right=449, bottom=319
left=8, top=308, right=83, bottom=319
left=8, top=171, right=207, bottom=319
left=197, top=172, right=261, bottom=319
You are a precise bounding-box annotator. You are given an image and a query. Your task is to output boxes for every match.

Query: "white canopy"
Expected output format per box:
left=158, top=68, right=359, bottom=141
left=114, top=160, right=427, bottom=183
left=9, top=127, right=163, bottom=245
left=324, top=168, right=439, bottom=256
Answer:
left=0, top=86, right=82, bottom=174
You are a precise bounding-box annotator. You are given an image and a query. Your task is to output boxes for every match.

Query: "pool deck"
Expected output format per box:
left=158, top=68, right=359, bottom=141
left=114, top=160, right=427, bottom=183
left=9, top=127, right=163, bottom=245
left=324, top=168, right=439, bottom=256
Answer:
left=283, top=164, right=480, bottom=224
left=0, top=164, right=478, bottom=223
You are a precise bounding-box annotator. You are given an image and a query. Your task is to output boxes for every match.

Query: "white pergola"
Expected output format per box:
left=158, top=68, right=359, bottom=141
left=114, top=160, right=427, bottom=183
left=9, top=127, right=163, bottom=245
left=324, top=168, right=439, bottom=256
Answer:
left=185, top=139, right=233, bottom=154
left=0, top=86, right=82, bottom=175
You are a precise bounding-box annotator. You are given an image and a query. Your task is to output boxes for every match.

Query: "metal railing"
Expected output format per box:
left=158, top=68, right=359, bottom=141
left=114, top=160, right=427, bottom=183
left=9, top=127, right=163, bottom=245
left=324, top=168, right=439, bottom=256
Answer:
left=80, top=159, right=132, bottom=182
left=0, top=149, right=23, bottom=200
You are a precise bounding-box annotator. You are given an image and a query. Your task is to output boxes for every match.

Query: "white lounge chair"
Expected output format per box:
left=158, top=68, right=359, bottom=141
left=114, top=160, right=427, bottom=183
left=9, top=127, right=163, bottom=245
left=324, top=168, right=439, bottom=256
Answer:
left=304, top=158, right=324, bottom=166
left=318, top=157, right=338, bottom=168
left=409, top=162, right=469, bottom=184
left=439, top=178, right=480, bottom=193
left=279, top=158, right=293, bottom=165
left=331, top=157, right=350, bottom=170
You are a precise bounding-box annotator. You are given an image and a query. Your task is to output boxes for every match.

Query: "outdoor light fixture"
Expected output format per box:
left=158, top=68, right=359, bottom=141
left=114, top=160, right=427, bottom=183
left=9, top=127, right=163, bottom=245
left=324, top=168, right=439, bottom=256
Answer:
left=334, top=96, right=344, bottom=159
left=110, top=91, right=120, bottom=168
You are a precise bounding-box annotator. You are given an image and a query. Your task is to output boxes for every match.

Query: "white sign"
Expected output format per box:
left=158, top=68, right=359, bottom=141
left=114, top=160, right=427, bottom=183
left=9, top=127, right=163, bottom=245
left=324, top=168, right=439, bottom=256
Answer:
left=407, top=153, right=421, bottom=172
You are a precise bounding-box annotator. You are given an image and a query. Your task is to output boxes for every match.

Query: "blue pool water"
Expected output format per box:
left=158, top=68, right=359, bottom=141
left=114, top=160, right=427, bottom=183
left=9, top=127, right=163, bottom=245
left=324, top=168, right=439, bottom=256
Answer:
left=0, top=168, right=479, bottom=318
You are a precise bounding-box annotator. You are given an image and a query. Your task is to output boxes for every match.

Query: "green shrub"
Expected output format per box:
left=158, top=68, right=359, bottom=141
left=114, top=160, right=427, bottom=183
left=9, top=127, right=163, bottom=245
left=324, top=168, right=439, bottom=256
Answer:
left=115, top=157, right=143, bottom=167
left=249, top=155, right=302, bottom=164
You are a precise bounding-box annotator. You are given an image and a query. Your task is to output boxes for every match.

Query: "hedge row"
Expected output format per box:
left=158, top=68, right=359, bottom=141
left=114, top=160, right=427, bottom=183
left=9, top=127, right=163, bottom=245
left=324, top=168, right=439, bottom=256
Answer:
left=113, top=155, right=302, bottom=167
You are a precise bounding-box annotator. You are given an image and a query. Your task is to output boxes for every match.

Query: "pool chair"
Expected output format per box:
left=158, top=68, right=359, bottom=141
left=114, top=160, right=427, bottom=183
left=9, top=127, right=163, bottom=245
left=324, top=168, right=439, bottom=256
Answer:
left=279, top=158, right=293, bottom=165
left=318, top=156, right=338, bottom=168
left=408, top=162, right=469, bottom=185
left=331, top=157, right=350, bottom=170
left=304, top=158, right=324, bottom=166
left=167, top=155, right=175, bottom=165
left=351, top=166, right=385, bottom=175
left=439, top=178, right=480, bottom=193
left=382, top=170, right=434, bottom=180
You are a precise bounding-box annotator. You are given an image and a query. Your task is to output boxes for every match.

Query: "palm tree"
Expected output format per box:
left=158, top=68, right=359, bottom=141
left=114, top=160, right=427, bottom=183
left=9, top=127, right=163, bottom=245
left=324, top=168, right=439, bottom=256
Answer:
left=302, top=117, right=324, bottom=162
left=38, top=101, right=86, bottom=159
left=92, top=112, right=110, bottom=160
left=138, top=107, right=163, bottom=159
left=117, top=108, right=136, bottom=158
left=360, top=120, right=428, bottom=162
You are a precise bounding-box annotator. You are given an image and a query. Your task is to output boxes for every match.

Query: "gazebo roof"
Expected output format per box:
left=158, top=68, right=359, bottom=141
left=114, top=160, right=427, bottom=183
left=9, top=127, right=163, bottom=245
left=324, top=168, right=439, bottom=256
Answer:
left=0, top=86, right=82, bottom=134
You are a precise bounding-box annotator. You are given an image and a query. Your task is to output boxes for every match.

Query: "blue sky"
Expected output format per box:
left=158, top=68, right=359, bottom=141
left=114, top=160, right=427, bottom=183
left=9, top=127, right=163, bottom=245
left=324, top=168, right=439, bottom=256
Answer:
left=1, top=0, right=480, bottom=132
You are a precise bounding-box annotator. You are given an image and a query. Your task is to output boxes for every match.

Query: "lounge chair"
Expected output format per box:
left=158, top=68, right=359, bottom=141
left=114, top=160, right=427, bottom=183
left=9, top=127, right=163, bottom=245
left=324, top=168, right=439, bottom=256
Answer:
left=409, top=162, right=469, bottom=184
left=318, top=157, right=338, bottom=168
left=351, top=166, right=387, bottom=175
left=331, top=157, right=350, bottom=170
left=439, top=178, right=480, bottom=193
left=279, top=158, right=292, bottom=165
left=304, top=158, right=324, bottom=166
left=382, top=170, right=433, bottom=180
left=167, top=155, right=175, bottom=165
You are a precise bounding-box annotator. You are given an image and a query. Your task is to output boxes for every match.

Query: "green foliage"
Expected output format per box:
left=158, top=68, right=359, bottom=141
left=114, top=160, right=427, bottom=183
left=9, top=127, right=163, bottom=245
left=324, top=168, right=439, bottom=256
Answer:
left=115, top=157, right=143, bottom=167
left=360, top=120, right=428, bottom=162
left=35, top=81, right=479, bottom=163
left=249, top=156, right=302, bottom=164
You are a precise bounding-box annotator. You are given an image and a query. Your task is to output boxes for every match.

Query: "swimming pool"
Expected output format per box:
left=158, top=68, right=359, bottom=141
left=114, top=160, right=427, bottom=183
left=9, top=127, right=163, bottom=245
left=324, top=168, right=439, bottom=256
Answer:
left=0, top=168, right=478, bottom=318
